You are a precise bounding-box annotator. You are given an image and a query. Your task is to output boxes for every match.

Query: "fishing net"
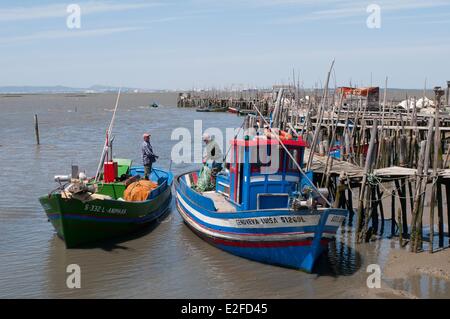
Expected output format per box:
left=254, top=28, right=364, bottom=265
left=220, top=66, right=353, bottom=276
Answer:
left=193, top=165, right=214, bottom=192
left=124, top=180, right=158, bottom=201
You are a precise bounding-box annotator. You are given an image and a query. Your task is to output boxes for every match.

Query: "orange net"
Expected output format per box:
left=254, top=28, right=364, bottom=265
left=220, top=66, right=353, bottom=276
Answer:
left=123, top=180, right=158, bottom=202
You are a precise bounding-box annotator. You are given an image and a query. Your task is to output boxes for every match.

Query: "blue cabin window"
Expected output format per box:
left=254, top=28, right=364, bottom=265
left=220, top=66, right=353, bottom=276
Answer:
left=250, top=144, right=283, bottom=174
left=286, top=148, right=301, bottom=172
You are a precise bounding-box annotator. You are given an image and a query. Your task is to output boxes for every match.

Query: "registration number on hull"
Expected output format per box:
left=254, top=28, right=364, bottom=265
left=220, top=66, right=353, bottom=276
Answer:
left=83, top=204, right=127, bottom=215
left=234, top=215, right=320, bottom=227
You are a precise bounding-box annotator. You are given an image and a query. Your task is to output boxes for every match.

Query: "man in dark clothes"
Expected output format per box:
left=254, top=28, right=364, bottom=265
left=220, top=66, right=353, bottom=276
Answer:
left=142, top=133, right=158, bottom=180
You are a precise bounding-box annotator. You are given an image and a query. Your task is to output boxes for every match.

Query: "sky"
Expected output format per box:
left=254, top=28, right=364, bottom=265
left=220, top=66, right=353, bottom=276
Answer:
left=0, top=0, right=449, bottom=90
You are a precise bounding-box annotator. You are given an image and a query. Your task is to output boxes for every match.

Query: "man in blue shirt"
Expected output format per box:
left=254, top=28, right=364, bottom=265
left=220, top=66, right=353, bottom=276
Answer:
left=142, top=133, right=158, bottom=180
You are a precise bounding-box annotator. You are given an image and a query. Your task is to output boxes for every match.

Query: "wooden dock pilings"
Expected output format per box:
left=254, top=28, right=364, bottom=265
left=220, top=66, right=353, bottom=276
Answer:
left=307, top=130, right=446, bottom=252
left=295, top=84, right=450, bottom=253
left=177, top=90, right=281, bottom=115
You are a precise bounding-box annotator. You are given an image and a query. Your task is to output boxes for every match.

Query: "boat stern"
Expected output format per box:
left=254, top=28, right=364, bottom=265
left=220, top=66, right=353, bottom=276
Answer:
left=299, top=208, right=348, bottom=272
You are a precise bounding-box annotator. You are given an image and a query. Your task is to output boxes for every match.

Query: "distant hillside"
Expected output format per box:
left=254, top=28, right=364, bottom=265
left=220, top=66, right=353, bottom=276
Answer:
left=0, top=86, right=445, bottom=102
left=0, top=85, right=168, bottom=94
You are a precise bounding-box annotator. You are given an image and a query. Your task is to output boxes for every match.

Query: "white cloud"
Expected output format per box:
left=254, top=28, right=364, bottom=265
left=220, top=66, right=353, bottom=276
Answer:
left=0, top=1, right=165, bottom=22
left=0, top=27, right=143, bottom=45
left=193, top=0, right=339, bottom=8
left=269, top=0, right=450, bottom=24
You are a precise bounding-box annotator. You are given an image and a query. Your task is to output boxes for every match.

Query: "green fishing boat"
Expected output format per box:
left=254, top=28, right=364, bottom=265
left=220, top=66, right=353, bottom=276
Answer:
left=39, top=90, right=173, bottom=248
left=39, top=163, right=173, bottom=248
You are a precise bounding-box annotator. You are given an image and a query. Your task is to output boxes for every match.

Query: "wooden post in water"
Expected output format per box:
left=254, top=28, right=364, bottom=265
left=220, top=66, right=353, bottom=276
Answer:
left=445, top=181, right=450, bottom=248
left=369, top=186, right=380, bottom=238
left=410, top=140, right=426, bottom=251
left=429, top=180, right=437, bottom=253
left=429, top=87, right=444, bottom=253
left=357, top=119, right=378, bottom=243
left=322, top=93, right=344, bottom=188
left=398, top=207, right=403, bottom=247
left=394, top=178, right=408, bottom=238
left=346, top=182, right=354, bottom=227
left=411, top=120, right=434, bottom=252
left=446, top=81, right=450, bottom=107
left=34, top=114, right=40, bottom=145
left=400, top=180, right=408, bottom=236
left=391, top=189, right=396, bottom=237
left=377, top=186, right=385, bottom=236
left=407, top=133, right=415, bottom=215
left=436, top=180, right=444, bottom=248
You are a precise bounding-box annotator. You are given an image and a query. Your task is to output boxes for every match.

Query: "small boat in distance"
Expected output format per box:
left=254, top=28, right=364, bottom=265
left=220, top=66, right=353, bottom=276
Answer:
left=227, top=106, right=239, bottom=114
left=196, top=105, right=228, bottom=112
left=238, top=109, right=256, bottom=116
left=175, top=132, right=347, bottom=272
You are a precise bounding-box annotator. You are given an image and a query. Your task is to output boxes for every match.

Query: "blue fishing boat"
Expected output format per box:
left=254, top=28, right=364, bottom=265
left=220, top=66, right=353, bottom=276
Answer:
left=175, top=135, right=348, bottom=272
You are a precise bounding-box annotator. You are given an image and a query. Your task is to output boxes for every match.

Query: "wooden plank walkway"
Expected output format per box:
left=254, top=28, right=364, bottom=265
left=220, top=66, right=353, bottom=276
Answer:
left=304, top=148, right=450, bottom=179
left=301, top=122, right=450, bottom=131
left=304, top=148, right=363, bottom=177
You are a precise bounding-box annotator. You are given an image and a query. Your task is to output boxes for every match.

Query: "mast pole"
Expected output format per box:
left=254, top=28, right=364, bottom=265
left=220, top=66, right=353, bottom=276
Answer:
left=95, top=89, right=121, bottom=181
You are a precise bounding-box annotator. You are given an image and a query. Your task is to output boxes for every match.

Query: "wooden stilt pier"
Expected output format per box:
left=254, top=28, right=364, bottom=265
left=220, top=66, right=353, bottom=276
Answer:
left=179, top=76, right=450, bottom=254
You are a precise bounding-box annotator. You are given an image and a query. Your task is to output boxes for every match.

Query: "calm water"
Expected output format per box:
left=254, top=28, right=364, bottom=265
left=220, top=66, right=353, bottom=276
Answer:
left=0, top=93, right=449, bottom=298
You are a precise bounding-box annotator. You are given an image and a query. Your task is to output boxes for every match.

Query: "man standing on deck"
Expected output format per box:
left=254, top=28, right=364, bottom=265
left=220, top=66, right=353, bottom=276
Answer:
left=202, top=133, right=223, bottom=185
left=142, top=133, right=158, bottom=180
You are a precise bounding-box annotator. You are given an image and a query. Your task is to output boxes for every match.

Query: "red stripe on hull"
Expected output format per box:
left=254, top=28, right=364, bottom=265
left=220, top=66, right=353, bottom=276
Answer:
left=177, top=200, right=330, bottom=248
left=211, top=237, right=330, bottom=248
left=176, top=200, right=312, bottom=238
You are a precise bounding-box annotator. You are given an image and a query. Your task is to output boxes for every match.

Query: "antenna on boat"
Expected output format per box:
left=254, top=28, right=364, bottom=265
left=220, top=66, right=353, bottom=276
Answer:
left=251, top=104, right=332, bottom=207
left=223, top=119, right=246, bottom=162
left=168, top=158, right=173, bottom=173
left=94, top=89, right=122, bottom=182
left=306, top=60, right=335, bottom=171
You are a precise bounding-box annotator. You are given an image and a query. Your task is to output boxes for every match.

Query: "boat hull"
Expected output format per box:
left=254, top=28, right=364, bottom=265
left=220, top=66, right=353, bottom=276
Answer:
left=238, top=109, right=256, bottom=116
left=196, top=107, right=228, bottom=112
left=175, top=175, right=347, bottom=272
left=228, top=107, right=239, bottom=114
left=39, top=180, right=172, bottom=248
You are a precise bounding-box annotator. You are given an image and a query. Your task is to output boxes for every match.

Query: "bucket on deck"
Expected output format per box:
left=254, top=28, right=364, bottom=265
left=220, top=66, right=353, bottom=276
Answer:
left=104, top=161, right=118, bottom=182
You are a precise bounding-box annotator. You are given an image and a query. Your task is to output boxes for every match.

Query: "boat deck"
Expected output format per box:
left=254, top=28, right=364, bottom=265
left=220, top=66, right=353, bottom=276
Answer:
left=202, top=191, right=237, bottom=213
